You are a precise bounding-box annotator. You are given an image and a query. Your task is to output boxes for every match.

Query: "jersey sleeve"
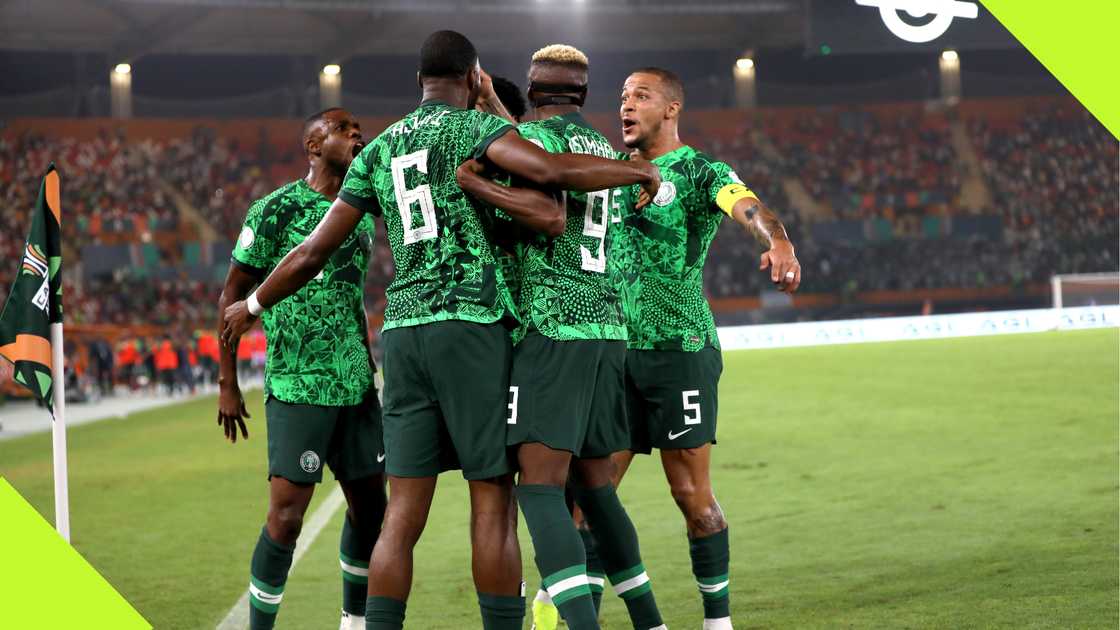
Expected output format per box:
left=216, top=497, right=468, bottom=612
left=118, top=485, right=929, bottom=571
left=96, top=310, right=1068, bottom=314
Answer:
left=702, top=160, right=759, bottom=217
left=469, top=111, right=515, bottom=161
left=231, top=197, right=280, bottom=278
left=339, top=144, right=383, bottom=216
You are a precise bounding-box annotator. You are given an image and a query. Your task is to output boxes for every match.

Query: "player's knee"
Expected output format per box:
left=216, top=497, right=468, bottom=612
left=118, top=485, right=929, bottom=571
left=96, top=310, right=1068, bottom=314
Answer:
left=670, top=483, right=724, bottom=528
left=572, top=457, right=615, bottom=489
left=266, top=505, right=305, bottom=545
left=381, top=507, right=428, bottom=548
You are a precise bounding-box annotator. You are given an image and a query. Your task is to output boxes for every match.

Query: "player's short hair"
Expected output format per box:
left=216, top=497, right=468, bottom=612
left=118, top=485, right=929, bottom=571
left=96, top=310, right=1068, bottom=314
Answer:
left=531, top=44, right=589, bottom=70
left=490, top=76, right=527, bottom=121
left=631, top=66, right=684, bottom=107
left=302, top=107, right=344, bottom=152
left=419, top=30, right=478, bottom=79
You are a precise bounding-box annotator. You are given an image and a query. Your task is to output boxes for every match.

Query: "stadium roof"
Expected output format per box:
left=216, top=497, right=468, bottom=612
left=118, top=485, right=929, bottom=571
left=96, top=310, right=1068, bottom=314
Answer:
left=1, top=0, right=804, bottom=63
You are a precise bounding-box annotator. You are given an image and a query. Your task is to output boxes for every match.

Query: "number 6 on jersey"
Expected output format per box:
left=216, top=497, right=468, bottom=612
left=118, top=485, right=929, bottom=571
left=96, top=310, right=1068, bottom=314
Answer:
left=391, top=149, right=438, bottom=244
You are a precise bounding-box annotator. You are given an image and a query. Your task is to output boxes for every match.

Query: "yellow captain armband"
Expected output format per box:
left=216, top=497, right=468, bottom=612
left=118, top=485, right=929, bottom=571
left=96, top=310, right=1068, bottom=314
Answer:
left=715, top=183, right=759, bottom=217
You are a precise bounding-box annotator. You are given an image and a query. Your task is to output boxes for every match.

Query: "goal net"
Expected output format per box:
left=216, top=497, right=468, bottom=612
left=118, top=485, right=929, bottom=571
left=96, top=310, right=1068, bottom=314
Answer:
left=1051, top=272, right=1120, bottom=310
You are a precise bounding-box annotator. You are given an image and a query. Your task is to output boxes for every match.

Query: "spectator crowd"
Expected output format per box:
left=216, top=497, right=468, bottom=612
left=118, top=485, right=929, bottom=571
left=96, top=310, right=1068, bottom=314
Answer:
left=0, top=98, right=1115, bottom=335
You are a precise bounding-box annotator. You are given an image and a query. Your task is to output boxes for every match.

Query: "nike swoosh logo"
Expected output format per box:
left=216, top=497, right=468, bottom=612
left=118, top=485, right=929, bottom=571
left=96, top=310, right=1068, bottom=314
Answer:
left=667, top=428, right=693, bottom=440
left=377, top=453, right=386, bottom=463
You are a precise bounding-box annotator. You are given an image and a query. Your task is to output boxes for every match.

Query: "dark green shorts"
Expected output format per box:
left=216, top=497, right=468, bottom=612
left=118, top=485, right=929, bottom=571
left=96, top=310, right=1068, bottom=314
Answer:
left=625, top=347, right=723, bottom=454
left=380, top=320, right=513, bottom=480
left=506, top=334, right=629, bottom=459
left=265, top=390, right=384, bottom=484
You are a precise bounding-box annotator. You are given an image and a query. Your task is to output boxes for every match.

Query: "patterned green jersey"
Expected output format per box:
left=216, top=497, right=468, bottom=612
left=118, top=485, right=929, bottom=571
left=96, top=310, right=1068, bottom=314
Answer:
left=514, top=113, right=627, bottom=342
left=232, top=179, right=375, bottom=406
left=616, top=145, right=744, bottom=352
left=339, top=101, right=517, bottom=331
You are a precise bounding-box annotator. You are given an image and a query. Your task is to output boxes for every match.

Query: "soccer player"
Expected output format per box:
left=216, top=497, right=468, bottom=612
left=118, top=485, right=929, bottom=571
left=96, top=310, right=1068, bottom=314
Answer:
left=613, top=68, right=802, bottom=630
left=458, top=45, right=666, bottom=630
left=216, top=108, right=386, bottom=630
left=221, top=30, right=660, bottom=630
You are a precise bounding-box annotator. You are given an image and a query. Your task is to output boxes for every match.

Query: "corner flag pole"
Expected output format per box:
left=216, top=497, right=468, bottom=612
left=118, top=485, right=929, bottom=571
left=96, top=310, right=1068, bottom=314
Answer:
left=50, top=321, right=70, bottom=542
left=0, top=163, right=68, bottom=540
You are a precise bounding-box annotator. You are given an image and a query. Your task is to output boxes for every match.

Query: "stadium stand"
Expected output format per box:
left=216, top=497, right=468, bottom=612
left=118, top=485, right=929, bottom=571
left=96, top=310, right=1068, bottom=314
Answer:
left=1, top=96, right=1115, bottom=330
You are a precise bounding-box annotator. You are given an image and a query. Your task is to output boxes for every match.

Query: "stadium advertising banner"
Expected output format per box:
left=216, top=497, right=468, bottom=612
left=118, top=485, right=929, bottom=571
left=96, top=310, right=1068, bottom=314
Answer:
left=807, top=0, right=1017, bottom=54
left=719, top=306, right=1120, bottom=351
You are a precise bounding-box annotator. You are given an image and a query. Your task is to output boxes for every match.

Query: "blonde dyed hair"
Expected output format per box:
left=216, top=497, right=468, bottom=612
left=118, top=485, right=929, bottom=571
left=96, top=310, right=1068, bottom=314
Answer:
left=531, top=44, right=589, bottom=68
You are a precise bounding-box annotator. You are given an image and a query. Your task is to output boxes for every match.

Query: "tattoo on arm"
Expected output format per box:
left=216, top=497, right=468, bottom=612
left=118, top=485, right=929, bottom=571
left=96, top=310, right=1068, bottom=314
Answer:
left=740, top=201, right=790, bottom=249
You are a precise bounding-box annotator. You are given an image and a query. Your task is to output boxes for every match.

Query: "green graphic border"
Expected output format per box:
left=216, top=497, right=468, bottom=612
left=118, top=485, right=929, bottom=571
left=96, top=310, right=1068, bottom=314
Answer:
left=0, top=478, right=149, bottom=628
left=983, top=0, right=1120, bottom=139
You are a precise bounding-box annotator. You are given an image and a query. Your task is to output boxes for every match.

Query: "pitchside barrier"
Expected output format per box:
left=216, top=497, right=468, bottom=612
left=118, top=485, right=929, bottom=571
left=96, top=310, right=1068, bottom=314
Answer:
left=717, top=305, right=1120, bottom=351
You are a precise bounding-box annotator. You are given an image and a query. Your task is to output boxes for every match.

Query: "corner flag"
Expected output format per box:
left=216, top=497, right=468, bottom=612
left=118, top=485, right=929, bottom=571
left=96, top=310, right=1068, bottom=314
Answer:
left=0, top=163, right=70, bottom=542
left=0, top=163, right=63, bottom=413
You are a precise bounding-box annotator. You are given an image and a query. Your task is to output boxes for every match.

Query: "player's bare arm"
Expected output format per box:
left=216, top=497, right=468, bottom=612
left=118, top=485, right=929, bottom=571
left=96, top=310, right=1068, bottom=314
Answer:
left=474, top=69, right=517, bottom=123
left=729, top=196, right=801, bottom=293
left=221, top=200, right=364, bottom=345
left=483, top=130, right=661, bottom=199
left=456, top=158, right=565, bottom=236
left=216, top=264, right=257, bottom=443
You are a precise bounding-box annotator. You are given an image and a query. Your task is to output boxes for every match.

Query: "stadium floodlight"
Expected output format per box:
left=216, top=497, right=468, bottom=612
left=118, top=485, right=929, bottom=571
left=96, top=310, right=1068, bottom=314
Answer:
left=736, top=57, right=754, bottom=71
left=113, top=63, right=131, bottom=75
left=322, top=63, right=341, bottom=76
left=941, top=49, right=959, bottom=62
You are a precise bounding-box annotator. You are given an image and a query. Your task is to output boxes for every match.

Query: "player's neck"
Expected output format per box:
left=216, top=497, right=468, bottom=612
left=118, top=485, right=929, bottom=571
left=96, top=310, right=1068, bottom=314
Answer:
left=533, top=104, right=580, bottom=120
left=420, top=79, right=471, bottom=109
left=638, top=130, right=684, bottom=161
left=305, top=164, right=343, bottom=200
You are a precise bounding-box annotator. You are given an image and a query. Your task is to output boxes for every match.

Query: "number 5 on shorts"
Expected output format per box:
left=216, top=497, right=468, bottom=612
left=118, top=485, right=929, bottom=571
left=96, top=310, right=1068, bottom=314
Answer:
left=682, top=389, right=701, bottom=425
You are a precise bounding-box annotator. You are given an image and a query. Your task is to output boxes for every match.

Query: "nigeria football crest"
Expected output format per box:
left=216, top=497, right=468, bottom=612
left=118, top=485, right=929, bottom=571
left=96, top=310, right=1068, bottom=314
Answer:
left=299, top=450, right=321, bottom=473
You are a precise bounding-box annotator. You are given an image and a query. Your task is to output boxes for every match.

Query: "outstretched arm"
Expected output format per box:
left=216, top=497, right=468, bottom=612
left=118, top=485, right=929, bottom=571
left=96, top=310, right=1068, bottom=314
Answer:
left=483, top=131, right=660, bottom=199
left=728, top=196, right=801, bottom=293
left=216, top=264, right=257, bottom=443
left=456, top=159, right=565, bottom=237
left=221, top=200, right=364, bottom=345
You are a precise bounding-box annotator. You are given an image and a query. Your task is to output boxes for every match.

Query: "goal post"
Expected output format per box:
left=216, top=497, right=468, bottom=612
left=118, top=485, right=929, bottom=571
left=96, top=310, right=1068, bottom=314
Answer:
left=1051, top=272, right=1120, bottom=311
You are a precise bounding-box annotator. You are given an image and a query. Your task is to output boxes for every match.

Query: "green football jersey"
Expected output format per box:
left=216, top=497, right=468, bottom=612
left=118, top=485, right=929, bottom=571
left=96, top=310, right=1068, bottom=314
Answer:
left=514, top=113, right=627, bottom=342
left=231, top=179, right=376, bottom=406
left=339, top=101, right=517, bottom=331
left=616, top=145, right=744, bottom=352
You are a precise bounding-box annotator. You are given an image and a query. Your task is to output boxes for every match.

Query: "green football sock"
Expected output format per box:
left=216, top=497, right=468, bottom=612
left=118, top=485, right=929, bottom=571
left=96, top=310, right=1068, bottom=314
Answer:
left=365, top=596, right=406, bottom=630
left=516, top=484, right=599, bottom=630
left=578, top=527, right=605, bottom=614
left=575, top=483, right=663, bottom=629
left=248, top=526, right=295, bottom=630
left=478, top=591, right=525, bottom=630
left=340, top=512, right=377, bottom=616
left=690, top=527, right=731, bottom=620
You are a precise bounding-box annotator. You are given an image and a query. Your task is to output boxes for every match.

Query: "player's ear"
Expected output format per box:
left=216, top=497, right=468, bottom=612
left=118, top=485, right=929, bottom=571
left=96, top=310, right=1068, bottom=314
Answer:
left=665, top=99, right=682, bottom=121
left=305, top=132, right=321, bottom=158
left=416, top=71, right=422, bottom=90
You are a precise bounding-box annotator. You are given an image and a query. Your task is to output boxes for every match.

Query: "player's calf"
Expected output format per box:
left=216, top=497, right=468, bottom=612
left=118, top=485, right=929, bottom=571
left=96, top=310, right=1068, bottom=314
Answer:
left=573, top=478, right=664, bottom=630
left=469, top=475, right=525, bottom=630
left=365, top=475, right=438, bottom=630
left=663, top=449, right=732, bottom=627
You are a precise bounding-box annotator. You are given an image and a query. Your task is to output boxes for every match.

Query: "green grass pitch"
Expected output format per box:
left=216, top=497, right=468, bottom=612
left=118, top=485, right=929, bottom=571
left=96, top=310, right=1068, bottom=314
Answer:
left=1, top=329, right=1116, bottom=629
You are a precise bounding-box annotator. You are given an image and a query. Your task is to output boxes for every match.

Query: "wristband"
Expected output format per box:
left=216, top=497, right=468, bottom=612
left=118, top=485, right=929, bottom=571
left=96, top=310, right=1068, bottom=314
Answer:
left=246, top=292, right=265, bottom=317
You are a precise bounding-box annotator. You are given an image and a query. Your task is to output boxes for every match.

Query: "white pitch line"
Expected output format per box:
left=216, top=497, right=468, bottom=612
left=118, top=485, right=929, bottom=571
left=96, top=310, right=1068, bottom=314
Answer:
left=216, top=486, right=347, bottom=630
